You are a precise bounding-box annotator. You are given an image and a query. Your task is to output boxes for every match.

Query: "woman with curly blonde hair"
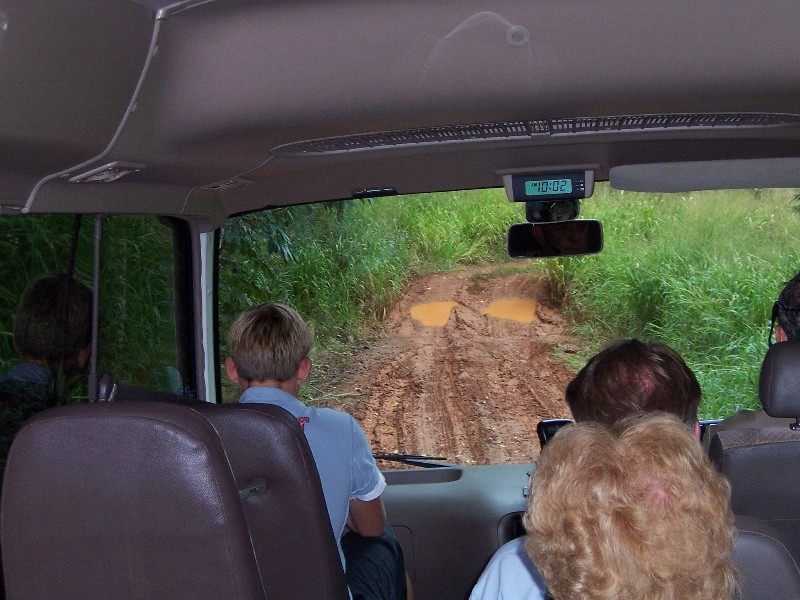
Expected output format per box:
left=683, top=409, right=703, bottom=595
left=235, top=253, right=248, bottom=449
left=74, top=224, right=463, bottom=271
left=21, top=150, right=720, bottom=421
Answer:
left=523, top=412, right=738, bottom=600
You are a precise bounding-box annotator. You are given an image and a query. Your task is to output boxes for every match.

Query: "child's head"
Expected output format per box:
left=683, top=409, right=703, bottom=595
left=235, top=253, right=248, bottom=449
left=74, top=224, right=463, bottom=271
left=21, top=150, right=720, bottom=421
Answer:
left=228, top=303, right=312, bottom=383
left=14, top=273, right=93, bottom=370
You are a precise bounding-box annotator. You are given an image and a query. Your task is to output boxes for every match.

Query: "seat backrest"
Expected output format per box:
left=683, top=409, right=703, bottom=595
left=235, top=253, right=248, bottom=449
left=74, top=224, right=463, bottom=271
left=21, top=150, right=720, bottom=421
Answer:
left=758, top=340, right=800, bottom=422
left=711, top=426, right=800, bottom=561
left=1, top=401, right=265, bottom=600
left=732, top=515, right=800, bottom=600
left=192, top=402, right=349, bottom=600
left=710, top=341, right=800, bottom=561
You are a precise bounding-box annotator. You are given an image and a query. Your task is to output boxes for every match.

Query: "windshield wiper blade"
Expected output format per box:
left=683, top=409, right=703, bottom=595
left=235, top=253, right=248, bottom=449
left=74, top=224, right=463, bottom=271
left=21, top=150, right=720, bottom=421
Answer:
left=373, top=452, right=450, bottom=468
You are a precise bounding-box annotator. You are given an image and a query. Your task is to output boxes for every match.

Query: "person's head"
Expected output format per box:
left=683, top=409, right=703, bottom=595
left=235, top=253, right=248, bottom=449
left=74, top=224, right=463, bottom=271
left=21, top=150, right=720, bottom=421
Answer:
left=523, top=413, right=738, bottom=600
left=771, top=271, right=800, bottom=343
left=565, top=339, right=701, bottom=431
left=13, top=273, right=92, bottom=372
left=226, top=302, right=312, bottom=392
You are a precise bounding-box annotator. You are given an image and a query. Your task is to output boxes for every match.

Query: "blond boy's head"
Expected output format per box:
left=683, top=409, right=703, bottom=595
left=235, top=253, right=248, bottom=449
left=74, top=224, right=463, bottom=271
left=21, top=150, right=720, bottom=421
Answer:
left=228, top=303, right=312, bottom=383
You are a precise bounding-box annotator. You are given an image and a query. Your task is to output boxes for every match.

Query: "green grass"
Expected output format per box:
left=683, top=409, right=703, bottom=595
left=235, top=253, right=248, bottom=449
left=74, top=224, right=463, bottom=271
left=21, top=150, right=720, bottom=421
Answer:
left=218, top=192, right=519, bottom=322
left=4, top=185, right=795, bottom=419
left=218, top=186, right=800, bottom=416
left=218, top=190, right=520, bottom=401
left=542, top=185, right=800, bottom=418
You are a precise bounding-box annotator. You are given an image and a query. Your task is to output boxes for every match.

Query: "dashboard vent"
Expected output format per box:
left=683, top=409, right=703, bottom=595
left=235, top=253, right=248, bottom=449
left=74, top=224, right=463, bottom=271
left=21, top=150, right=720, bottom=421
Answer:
left=273, top=113, right=800, bottom=156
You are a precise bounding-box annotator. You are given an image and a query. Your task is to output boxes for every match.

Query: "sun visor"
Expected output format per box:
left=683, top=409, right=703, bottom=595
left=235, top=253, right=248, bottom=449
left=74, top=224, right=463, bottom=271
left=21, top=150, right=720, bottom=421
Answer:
left=610, top=158, right=800, bottom=192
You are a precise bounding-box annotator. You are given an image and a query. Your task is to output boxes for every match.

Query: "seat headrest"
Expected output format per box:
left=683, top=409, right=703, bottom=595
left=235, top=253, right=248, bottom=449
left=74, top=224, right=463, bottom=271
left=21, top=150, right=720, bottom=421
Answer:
left=1, top=401, right=265, bottom=600
left=760, top=341, right=800, bottom=418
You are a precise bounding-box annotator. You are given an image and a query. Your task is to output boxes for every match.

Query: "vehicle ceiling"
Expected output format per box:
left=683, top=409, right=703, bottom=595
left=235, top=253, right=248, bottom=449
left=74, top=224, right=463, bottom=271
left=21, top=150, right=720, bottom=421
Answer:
left=2, top=0, right=800, bottom=231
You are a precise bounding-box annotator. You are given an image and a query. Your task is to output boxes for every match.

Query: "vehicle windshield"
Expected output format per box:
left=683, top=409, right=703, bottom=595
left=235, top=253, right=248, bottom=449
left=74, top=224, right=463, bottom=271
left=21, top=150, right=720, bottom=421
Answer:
left=215, top=183, right=800, bottom=465
left=1, top=184, right=794, bottom=465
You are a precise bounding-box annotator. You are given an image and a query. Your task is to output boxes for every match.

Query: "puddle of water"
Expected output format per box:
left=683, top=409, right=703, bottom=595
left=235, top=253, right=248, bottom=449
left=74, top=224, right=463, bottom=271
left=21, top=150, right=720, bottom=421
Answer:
left=410, top=301, right=458, bottom=327
left=482, top=298, right=537, bottom=323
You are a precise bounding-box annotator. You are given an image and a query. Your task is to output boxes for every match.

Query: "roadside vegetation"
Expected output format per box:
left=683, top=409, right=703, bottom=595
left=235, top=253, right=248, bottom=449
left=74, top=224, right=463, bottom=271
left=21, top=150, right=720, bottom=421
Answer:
left=2, top=186, right=798, bottom=417
left=219, top=185, right=800, bottom=417
left=219, top=193, right=518, bottom=351
left=550, top=186, right=800, bottom=418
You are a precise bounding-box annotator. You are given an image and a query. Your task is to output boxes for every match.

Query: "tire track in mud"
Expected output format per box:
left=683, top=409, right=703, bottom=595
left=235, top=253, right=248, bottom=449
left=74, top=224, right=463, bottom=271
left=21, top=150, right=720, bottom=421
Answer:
left=331, top=266, right=576, bottom=465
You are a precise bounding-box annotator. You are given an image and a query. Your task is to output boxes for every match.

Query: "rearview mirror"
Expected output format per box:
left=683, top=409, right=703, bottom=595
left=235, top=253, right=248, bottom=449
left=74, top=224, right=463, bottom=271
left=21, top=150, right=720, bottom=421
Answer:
left=507, top=220, right=603, bottom=258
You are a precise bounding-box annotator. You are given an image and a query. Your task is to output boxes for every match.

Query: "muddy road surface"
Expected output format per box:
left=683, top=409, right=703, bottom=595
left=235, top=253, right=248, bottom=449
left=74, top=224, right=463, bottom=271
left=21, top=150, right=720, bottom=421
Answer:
left=331, top=266, right=577, bottom=465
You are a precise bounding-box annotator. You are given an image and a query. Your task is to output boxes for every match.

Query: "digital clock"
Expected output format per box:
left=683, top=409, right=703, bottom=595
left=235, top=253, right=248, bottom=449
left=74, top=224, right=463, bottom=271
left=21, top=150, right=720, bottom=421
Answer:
left=503, top=170, right=595, bottom=202
left=525, top=179, right=572, bottom=196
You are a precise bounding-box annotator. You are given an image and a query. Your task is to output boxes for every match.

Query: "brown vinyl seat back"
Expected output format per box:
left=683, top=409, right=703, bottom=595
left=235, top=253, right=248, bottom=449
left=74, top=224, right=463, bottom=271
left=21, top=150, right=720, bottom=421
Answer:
left=710, top=341, right=800, bottom=561
left=1, top=401, right=265, bottom=600
left=733, top=515, right=800, bottom=600
left=192, top=403, right=349, bottom=600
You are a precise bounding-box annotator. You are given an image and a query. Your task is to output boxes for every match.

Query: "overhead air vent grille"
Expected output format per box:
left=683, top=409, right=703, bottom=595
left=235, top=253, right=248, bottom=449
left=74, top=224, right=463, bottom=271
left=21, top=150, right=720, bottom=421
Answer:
left=273, top=113, right=800, bottom=156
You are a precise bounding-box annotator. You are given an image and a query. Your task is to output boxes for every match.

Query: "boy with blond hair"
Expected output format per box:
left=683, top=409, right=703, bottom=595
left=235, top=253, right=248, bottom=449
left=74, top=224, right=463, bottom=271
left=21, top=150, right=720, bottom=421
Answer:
left=226, top=302, right=408, bottom=600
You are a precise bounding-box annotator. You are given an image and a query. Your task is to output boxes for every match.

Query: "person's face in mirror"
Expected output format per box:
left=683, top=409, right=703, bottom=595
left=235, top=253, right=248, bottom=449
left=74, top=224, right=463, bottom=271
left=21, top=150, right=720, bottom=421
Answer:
left=545, top=221, right=588, bottom=255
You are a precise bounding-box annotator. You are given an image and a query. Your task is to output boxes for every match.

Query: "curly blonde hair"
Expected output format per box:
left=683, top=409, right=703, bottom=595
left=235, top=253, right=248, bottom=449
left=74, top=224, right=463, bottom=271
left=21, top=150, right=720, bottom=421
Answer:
left=523, top=413, right=738, bottom=600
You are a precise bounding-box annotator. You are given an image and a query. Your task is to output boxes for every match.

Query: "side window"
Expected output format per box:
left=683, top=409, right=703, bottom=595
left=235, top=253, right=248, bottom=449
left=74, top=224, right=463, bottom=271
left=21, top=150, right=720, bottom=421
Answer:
left=0, top=214, right=194, bottom=400
left=97, top=216, right=194, bottom=396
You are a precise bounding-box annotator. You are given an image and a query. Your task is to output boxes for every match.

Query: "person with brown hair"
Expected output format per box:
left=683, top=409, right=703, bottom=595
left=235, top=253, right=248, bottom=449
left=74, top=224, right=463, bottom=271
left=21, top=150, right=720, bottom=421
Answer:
left=565, top=338, right=702, bottom=436
left=0, top=273, right=93, bottom=600
left=0, top=273, right=93, bottom=472
left=226, top=302, right=409, bottom=600
left=524, top=413, right=738, bottom=600
left=470, top=338, right=704, bottom=600
left=0, top=273, right=92, bottom=394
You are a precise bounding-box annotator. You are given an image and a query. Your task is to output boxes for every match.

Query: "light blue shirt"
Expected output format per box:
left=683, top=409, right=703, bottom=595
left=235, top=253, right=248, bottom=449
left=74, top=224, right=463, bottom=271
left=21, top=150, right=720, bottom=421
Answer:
left=469, top=537, right=547, bottom=600
left=240, top=386, right=386, bottom=568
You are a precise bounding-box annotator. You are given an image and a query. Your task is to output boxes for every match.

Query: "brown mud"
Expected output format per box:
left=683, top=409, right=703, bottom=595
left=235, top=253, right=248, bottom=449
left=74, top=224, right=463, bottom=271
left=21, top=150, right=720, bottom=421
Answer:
left=330, top=266, right=578, bottom=465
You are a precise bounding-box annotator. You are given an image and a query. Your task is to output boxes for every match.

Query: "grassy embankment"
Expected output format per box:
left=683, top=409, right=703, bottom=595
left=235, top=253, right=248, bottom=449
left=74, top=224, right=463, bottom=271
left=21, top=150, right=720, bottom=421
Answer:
left=553, top=186, right=800, bottom=418
left=220, top=185, right=800, bottom=417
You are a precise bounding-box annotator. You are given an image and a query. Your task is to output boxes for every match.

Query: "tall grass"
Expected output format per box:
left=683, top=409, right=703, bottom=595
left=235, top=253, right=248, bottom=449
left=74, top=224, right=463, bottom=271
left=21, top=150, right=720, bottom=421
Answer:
left=219, top=190, right=520, bottom=341
left=4, top=185, right=795, bottom=419
left=97, top=216, right=178, bottom=387
left=218, top=190, right=519, bottom=401
left=544, top=185, right=800, bottom=418
left=220, top=185, right=800, bottom=418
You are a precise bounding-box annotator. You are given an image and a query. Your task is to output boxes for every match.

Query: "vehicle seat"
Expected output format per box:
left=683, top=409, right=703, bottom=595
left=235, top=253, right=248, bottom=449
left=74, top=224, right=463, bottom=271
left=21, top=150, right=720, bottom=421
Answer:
left=733, top=515, right=800, bottom=600
left=1, top=401, right=265, bottom=599
left=191, top=402, right=349, bottom=600
left=710, top=340, right=800, bottom=560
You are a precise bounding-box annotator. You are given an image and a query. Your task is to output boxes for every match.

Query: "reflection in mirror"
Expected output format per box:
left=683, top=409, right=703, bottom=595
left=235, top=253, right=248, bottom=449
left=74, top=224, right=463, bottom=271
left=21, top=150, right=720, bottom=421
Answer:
left=507, top=220, right=603, bottom=258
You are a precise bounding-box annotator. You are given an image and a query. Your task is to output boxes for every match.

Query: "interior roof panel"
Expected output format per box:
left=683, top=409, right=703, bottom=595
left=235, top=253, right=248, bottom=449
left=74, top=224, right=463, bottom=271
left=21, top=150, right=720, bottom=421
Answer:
left=0, top=1, right=154, bottom=174
left=2, top=0, right=800, bottom=221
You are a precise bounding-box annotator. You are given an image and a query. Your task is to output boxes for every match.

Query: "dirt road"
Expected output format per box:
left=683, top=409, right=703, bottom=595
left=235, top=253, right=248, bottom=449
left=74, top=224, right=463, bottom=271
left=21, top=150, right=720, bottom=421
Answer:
left=331, top=266, right=577, bottom=465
